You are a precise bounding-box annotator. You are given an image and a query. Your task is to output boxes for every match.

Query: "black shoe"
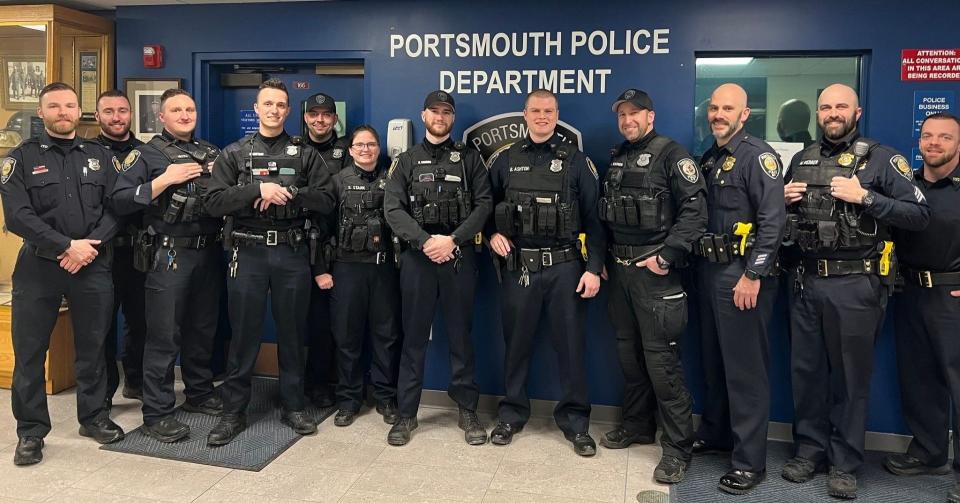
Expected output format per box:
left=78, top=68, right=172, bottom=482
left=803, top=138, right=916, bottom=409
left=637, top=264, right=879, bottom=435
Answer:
left=13, top=437, right=43, bottom=466
left=827, top=467, right=857, bottom=499
left=376, top=401, right=398, bottom=425
left=490, top=421, right=523, bottom=445
left=782, top=456, right=819, bottom=483
left=692, top=439, right=731, bottom=455
left=334, top=409, right=357, bottom=427
left=78, top=418, right=125, bottom=444
left=458, top=408, right=487, bottom=445
left=718, top=469, right=766, bottom=495
left=883, top=453, right=951, bottom=476
left=387, top=417, right=418, bottom=446
left=282, top=409, right=318, bottom=435
left=143, top=416, right=190, bottom=443
left=600, top=426, right=655, bottom=449
left=309, top=387, right=336, bottom=409
left=207, top=414, right=247, bottom=446
left=181, top=395, right=223, bottom=416
left=654, top=455, right=688, bottom=484
left=948, top=483, right=960, bottom=503
left=121, top=384, right=143, bottom=401
left=564, top=432, right=597, bottom=457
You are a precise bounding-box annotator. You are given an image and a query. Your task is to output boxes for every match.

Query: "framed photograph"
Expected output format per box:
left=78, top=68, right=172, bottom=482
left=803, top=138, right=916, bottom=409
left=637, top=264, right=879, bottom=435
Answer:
left=78, top=52, right=99, bottom=120
left=2, top=57, right=46, bottom=109
left=124, top=78, right=181, bottom=143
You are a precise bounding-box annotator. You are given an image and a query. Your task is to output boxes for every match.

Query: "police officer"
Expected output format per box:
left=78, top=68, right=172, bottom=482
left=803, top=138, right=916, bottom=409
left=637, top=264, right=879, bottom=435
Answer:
left=383, top=90, right=491, bottom=446
left=1, top=82, right=125, bottom=465
left=781, top=84, right=929, bottom=498
left=599, top=89, right=706, bottom=483
left=111, top=88, right=224, bottom=443
left=315, top=125, right=401, bottom=426
left=91, top=89, right=147, bottom=408
left=488, top=89, right=604, bottom=457
left=694, top=83, right=784, bottom=494
left=885, top=112, right=960, bottom=503
left=302, top=92, right=349, bottom=408
left=204, top=79, right=336, bottom=445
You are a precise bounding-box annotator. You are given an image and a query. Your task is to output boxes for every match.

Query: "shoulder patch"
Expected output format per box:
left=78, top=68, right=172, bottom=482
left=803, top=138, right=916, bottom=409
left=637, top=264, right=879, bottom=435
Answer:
left=676, top=158, right=699, bottom=184
left=586, top=157, right=598, bottom=180
left=122, top=150, right=141, bottom=172
left=388, top=157, right=399, bottom=179
left=1, top=157, right=15, bottom=184
left=758, top=152, right=781, bottom=179
left=890, top=154, right=913, bottom=180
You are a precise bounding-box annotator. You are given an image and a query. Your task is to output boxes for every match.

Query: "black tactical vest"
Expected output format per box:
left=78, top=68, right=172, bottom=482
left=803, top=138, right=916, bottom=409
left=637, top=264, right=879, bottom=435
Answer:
left=790, top=138, right=881, bottom=253
left=494, top=142, right=579, bottom=240
left=147, top=135, right=220, bottom=224
left=238, top=134, right=309, bottom=222
left=337, top=167, right=390, bottom=255
left=405, top=142, right=473, bottom=233
left=599, top=136, right=674, bottom=233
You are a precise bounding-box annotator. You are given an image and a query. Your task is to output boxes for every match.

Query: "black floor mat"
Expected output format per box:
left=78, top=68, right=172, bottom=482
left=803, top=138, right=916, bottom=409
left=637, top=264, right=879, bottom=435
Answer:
left=101, top=377, right=335, bottom=471
left=672, top=441, right=955, bottom=502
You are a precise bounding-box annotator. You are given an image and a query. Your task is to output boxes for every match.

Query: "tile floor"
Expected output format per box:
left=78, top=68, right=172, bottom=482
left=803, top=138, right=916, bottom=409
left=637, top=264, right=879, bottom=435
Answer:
left=0, top=384, right=670, bottom=503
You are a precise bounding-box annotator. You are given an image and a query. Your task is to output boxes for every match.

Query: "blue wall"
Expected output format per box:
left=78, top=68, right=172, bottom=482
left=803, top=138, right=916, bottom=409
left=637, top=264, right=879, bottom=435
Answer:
left=115, top=0, right=960, bottom=434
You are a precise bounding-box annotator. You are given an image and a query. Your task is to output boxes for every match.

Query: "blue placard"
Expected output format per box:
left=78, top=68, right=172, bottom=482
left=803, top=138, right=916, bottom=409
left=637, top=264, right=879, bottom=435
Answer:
left=911, top=147, right=924, bottom=169
left=239, top=109, right=259, bottom=136
left=913, top=91, right=955, bottom=138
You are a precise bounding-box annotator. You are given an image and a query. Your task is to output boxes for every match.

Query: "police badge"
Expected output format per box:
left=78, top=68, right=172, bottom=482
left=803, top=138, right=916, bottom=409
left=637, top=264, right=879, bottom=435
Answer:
left=0, top=157, right=15, bottom=184
left=450, top=151, right=461, bottom=163
left=759, top=152, right=781, bottom=179
left=637, top=153, right=651, bottom=167
left=890, top=155, right=913, bottom=180
left=838, top=152, right=854, bottom=167
left=721, top=156, right=736, bottom=171
left=332, top=148, right=343, bottom=159
left=677, top=158, right=699, bottom=184
left=87, top=158, right=101, bottom=171
left=550, top=159, right=563, bottom=172
left=286, top=145, right=299, bottom=156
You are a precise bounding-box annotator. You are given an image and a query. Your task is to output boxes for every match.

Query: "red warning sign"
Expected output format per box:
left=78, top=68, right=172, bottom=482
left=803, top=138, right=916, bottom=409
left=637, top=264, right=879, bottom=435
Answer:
left=901, top=49, right=960, bottom=81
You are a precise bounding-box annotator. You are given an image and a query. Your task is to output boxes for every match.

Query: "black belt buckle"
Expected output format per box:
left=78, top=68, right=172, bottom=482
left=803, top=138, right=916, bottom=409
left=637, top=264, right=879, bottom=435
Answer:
left=817, top=259, right=829, bottom=277
left=542, top=250, right=553, bottom=267
left=919, top=270, right=933, bottom=288
left=266, top=230, right=278, bottom=246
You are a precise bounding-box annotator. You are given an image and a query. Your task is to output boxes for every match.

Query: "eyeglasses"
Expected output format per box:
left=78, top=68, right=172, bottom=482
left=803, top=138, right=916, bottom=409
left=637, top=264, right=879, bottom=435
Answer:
left=351, top=142, right=379, bottom=150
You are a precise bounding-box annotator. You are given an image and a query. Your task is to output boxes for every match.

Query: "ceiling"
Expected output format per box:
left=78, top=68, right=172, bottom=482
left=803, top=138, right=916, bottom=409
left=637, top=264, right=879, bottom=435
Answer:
left=0, top=0, right=323, bottom=11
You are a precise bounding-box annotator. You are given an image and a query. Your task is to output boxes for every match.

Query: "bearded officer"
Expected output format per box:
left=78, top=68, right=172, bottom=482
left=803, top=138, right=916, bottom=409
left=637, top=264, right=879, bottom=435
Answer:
left=111, top=88, right=225, bottom=442
left=204, top=79, right=336, bottom=445
left=780, top=84, right=929, bottom=499
left=488, top=88, right=605, bottom=457
left=91, top=89, right=147, bottom=408
left=383, top=90, right=492, bottom=446
left=1, top=82, right=125, bottom=465
left=599, top=89, right=706, bottom=483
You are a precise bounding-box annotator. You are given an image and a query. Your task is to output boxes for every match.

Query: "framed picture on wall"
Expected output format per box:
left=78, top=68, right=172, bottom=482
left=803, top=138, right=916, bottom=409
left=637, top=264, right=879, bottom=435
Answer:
left=2, top=57, right=46, bottom=109
left=124, top=78, right=181, bottom=143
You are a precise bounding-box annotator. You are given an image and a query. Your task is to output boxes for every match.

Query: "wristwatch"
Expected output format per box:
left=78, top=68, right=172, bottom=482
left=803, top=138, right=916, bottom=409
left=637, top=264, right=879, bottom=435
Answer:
left=744, top=268, right=761, bottom=281
left=656, top=255, right=671, bottom=270
left=860, top=190, right=875, bottom=208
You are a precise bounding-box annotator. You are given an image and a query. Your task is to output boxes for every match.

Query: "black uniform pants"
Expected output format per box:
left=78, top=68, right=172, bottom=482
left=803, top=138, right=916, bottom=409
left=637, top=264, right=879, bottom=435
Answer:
left=608, top=261, right=693, bottom=461
left=895, top=282, right=960, bottom=479
left=697, top=260, right=777, bottom=472
left=221, top=243, right=311, bottom=414
left=498, top=259, right=590, bottom=435
left=330, top=260, right=402, bottom=412
left=396, top=248, right=479, bottom=418
left=141, top=245, right=222, bottom=424
left=11, top=245, right=114, bottom=438
left=105, top=244, right=146, bottom=400
left=790, top=273, right=887, bottom=473
left=305, top=285, right=337, bottom=395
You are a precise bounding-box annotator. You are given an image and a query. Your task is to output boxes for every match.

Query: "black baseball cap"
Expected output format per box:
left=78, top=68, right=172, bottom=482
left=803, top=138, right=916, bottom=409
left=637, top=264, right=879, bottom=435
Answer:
left=305, top=92, right=336, bottom=113
left=611, top=89, right=654, bottom=113
left=423, top=90, right=455, bottom=112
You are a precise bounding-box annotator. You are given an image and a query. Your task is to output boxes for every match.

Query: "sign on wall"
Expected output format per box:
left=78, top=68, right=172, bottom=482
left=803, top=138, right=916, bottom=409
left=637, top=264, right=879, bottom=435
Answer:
left=912, top=90, right=955, bottom=137
left=901, top=49, right=960, bottom=81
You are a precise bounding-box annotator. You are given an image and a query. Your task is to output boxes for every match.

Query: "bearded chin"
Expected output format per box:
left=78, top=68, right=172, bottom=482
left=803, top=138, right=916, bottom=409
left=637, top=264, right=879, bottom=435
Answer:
left=428, top=123, right=451, bottom=137
left=47, top=119, right=78, bottom=135
left=823, top=120, right=855, bottom=140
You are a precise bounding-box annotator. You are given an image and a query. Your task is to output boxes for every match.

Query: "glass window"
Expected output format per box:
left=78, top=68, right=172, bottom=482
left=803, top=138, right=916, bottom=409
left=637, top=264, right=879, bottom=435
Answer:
left=693, top=54, right=862, bottom=157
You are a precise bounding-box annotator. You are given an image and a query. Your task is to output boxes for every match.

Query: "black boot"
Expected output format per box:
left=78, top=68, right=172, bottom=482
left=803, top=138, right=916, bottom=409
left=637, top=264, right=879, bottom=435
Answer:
left=207, top=414, right=247, bottom=446
left=143, top=416, right=190, bottom=443
left=458, top=408, right=487, bottom=445
left=600, top=426, right=655, bottom=449
left=490, top=421, right=522, bottom=445
left=13, top=437, right=43, bottom=466
left=387, top=417, right=418, bottom=446
left=281, top=409, right=318, bottom=435
left=79, top=418, right=125, bottom=444
left=718, top=469, right=766, bottom=495
left=181, top=394, right=223, bottom=416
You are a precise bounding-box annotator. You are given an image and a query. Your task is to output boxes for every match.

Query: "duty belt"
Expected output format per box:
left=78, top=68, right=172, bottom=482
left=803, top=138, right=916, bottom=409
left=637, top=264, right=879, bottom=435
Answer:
left=611, top=243, right=663, bottom=266
left=231, top=229, right=304, bottom=247
left=155, top=233, right=220, bottom=249
left=694, top=233, right=746, bottom=263
left=801, top=258, right=879, bottom=277
left=901, top=267, right=960, bottom=288
left=335, top=249, right=390, bottom=265
left=518, top=245, right=580, bottom=272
